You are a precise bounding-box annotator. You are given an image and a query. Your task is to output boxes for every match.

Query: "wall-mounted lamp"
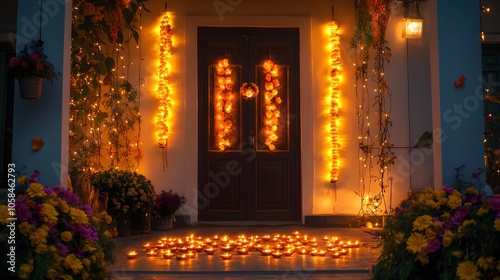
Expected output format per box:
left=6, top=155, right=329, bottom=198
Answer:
left=402, top=0, right=423, bottom=39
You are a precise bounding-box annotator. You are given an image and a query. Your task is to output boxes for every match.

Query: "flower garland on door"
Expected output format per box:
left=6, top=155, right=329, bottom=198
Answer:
left=215, top=58, right=236, bottom=151
left=262, top=60, right=282, bottom=151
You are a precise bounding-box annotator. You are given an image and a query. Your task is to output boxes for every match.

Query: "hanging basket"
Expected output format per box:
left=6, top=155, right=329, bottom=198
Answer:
left=18, top=76, right=43, bottom=99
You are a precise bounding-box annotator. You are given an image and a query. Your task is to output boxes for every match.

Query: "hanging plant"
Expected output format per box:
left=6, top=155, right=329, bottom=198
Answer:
left=351, top=0, right=395, bottom=215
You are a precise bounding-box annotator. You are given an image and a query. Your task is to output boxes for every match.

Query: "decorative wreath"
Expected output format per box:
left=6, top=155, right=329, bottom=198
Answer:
left=240, top=82, right=259, bottom=99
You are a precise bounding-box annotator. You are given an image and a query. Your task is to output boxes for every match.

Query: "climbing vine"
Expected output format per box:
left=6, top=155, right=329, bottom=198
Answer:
left=351, top=0, right=395, bottom=215
left=70, top=0, right=149, bottom=175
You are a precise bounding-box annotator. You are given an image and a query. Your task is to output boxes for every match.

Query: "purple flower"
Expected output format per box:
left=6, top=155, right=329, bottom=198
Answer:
left=81, top=204, right=93, bottom=217
left=44, top=187, right=54, bottom=196
left=472, top=173, right=478, bottom=179
left=427, top=238, right=441, bottom=253
left=48, top=225, right=59, bottom=240
left=15, top=197, right=32, bottom=222
left=56, top=242, right=69, bottom=256
left=451, top=206, right=469, bottom=226
left=28, top=170, right=40, bottom=183
left=442, top=185, right=454, bottom=195
left=488, top=195, right=500, bottom=211
left=74, top=244, right=84, bottom=258
left=53, top=186, right=80, bottom=205
left=72, top=224, right=98, bottom=241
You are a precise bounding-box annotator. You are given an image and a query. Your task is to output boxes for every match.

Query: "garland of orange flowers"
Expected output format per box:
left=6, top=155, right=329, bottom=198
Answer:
left=262, top=60, right=281, bottom=151
left=156, top=12, right=172, bottom=149
left=329, top=20, right=341, bottom=183
left=215, top=58, right=236, bottom=151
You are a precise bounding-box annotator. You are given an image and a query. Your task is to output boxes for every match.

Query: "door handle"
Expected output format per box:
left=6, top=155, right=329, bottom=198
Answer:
left=249, top=135, right=256, bottom=149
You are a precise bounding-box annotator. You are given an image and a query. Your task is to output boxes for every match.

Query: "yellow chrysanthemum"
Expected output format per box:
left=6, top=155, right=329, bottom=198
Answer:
left=19, top=221, right=32, bottom=236
left=0, top=205, right=10, bottom=225
left=458, top=220, right=477, bottom=237
left=494, top=219, right=500, bottom=231
left=40, top=203, right=58, bottom=224
left=26, top=183, right=46, bottom=198
left=19, top=259, right=34, bottom=279
left=413, top=215, right=434, bottom=231
left=477, top=205, right=489, bottom=216
left=466, top=187, right=479, bottom=196
left=82, top=258, right=91, bottom=267
left=457, top=260, right=481, bottom=280
left=59, top=200, right=70, bottom=214
left=63, top=254, right=83, bottom=274
left=29, top=225, right=48, bottom=248
left=17, top=174, right=27, bottom=185
left=447, top=190, right=463, bottom=209
left=416, top=251, right=429, bottom=265
left=406, top=232, right=428, bottom=253
left=443, top=230, right=454, bottom=247
left=452, top=250, right=463, bottom=259
left=69, top=207, right=89, bottom=225
left=83, top=244, right=96, bottom=252
left=477, top=256, right=494, bottom=270
left=35, top=243, right=47, bottom=254
left=61, top=231, right=73, bottom=242
left=441, top=212, right=451, bottom=222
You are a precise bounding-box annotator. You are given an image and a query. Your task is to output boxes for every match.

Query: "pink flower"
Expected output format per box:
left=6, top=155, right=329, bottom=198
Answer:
left=8, top=57, right=21, bottom=67
left=29, top=53, right=39, bottom=60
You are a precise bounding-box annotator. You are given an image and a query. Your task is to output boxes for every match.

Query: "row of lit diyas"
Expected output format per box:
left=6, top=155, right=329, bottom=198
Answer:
left=126, top=231, right=360, bottom=260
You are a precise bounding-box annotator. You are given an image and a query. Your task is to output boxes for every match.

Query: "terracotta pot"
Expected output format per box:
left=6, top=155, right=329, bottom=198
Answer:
left=18, top=76, right=43, bottom=99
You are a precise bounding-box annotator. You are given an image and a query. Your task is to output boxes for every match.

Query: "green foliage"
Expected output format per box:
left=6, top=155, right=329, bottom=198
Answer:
left=70, top=0, right=148, bottom=174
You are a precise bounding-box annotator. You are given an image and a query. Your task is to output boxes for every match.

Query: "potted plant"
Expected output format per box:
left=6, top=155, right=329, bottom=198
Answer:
left=152, top=190, right=187, bottom=230
left=7, top=39, right=60, bottom=99
left=90, top=169, right=156, bottom=235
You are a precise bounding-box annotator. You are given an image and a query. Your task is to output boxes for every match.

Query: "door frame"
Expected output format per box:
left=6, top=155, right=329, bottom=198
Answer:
left=183, top=15, right=314, bottom=223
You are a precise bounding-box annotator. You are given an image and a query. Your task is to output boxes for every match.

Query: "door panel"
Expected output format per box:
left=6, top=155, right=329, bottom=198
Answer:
left=198, top=27, right=300, bottom=221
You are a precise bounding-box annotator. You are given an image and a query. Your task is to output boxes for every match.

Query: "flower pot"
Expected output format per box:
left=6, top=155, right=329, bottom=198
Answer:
left=154, top=217, right=173, bottom=231
left=18, top=76, right=43, bottom=99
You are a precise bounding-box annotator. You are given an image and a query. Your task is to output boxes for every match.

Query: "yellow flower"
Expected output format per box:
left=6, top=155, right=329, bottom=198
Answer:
left=17, top=174, right=27, bottom=184
left=494, top=219, right=500, bottom=231
left=477, top=257, right=494, bottom=270
left=477, top=205, right=489, bottom=216
left=416, top=251, right=429, bottom=265
left=452, top=250, right=463, bottom=259
left=40, top=203, right=58, bottom=224
left=69, top=207, right=89, bottom=225
left=19, top=259, right=34, bottom=279
left=458, top=220, right=477, bottom=238
left=413, top=215, right=433, bottom=231
left=0, top=205, right=10, bottom=225
left=29, top=225, right=48, bottom=249
left=406, top=232, right=428, bottom=253
left=443, top=230, right=454, bottom=247
left=83, top=244, right=96, bottom=252
left=35, top=243, right=47, bottom=254
left=466, top=187, right=479, bottom=196
left=447, top=190, right=463, bottom=209
left=441, top=212, right=451, bottom=222
left=26, top=183, right=46, bottom=198
left=63, top=254, right=83, bottom=274
left=61, top=231, right=73, bottom=242
left=457, top=260, right=481, bottom=280
left=19, top=221, right=32, bottom=236
left=82, top=258, right=91, bottom=267
left=59, top=200, right=70, bottom=213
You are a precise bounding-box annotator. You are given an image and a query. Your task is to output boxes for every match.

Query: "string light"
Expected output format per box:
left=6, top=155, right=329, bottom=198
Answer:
left=329, top=20, right=341, bottom=183
left=262, top=60, right=281, bottom=151
left=156, top=12, right=172, bottom=148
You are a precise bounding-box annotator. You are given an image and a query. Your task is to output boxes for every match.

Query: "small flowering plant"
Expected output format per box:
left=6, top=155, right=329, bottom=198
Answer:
left=8, top=40, right=60, bottom=82
left=153, top=190, right=187, bottom=219
left=0, top=182, right=116, bottom=279
left=90, top=169, right=156, bottom=218
left=373, top=186, right=500, bottom=280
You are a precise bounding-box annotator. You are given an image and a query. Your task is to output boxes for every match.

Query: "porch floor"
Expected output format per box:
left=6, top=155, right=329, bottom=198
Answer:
left=111, top=225, right=381, bottom=280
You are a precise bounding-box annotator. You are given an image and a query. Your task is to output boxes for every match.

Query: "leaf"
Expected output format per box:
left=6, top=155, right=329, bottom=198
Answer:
left=122, top=9, right=134, bottom=26
left=105, top=57, right=115, bottom=72
left=128, top=90, right=138, bottom=102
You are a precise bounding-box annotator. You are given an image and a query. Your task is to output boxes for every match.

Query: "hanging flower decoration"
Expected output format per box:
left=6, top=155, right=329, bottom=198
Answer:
left=262, top=60, right=281, bottom=151
left=31, top=137, right=45, bottom=151
left=329, top=20, right=341, bottom=183
left=156, top=12, right=173, bottom=149
left=215, top=58, right=236, bottom=151
left=240, top=82, right=259, bottom=99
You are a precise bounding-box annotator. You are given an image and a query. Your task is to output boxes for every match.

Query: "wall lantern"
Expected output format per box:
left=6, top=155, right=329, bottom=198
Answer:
left=402, top=0, right=423, bottom=39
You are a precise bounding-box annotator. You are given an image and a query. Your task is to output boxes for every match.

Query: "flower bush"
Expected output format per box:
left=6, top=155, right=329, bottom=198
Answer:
left=373, top=186, right=500, bottom=280
left=8, top=40, right=60, bottom=82
left=0, top=183, right=115, bottom=279
left=153, top=190, right=187, bottom=219
left=90, top=169, right=155, bottom=218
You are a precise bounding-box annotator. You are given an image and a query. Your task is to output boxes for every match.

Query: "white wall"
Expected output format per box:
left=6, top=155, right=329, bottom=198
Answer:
left=130, top=0, right=433, bottom=221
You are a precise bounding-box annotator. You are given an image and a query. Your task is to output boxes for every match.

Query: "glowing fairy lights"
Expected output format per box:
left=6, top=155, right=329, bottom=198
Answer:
left=329, top=20, right=341, bottom=183
left=156, top=12, right=172, bottom=149
left=214, top=58, right=236, bottom=151
left=262, top=60, right=282, bottom=151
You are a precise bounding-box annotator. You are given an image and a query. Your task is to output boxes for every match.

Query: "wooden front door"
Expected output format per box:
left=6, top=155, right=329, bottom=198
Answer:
left=198, top=27, right=301, bottom=221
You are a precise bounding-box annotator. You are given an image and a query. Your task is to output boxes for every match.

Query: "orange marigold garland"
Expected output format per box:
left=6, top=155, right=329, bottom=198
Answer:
left=215, top=58, right=236, bottom=151
left=262, top=60, right=281, bottom=151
